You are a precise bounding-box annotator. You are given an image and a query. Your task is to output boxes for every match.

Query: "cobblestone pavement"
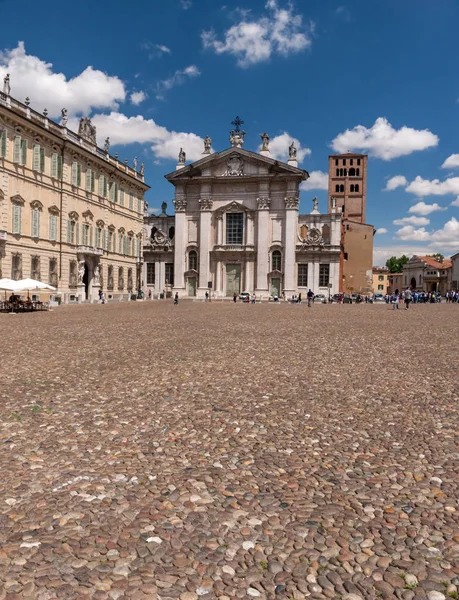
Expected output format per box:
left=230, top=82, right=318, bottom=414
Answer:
left=1, top=301, right=458, bottom=600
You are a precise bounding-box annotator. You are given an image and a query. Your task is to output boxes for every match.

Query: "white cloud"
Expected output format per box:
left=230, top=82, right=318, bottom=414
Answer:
left=140, top=42, right=171, bottom=59
left=0, top=41, right=125, bottom=118
left=406, top=175, right=459, bottom=197
left=375, top=228, right=388, bottom=234
left=441, top=154, right=459, bottom=169
left=156, top=44, right=171, bottom=55
left=331, top=117, right=439, bottom=160
left=451, top=197, right=459, bottom=207
left=260, top=132, right=311, bottom=163
left=202, top=0, right=313, bottom=68
left=373, top=245, right=430, bottom=267
left=429, top=217, right=459, bottom=248
left=300, top=171, right=328, bottom=191
left=384, top=175, right=407, bottom=191
left=130, top=91, right=147, bottom=106
left=408, top=201, right=447, bottom=216
left=395, top=225, right=431, bottom=241
left=156, top=64, right=200, bottom=99
left=90, top=112, right=205, bottom=162
left=393, top=216, right=430, bottom=226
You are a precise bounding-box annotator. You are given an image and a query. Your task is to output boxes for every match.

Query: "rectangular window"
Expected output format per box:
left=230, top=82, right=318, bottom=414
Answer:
left=33, top=144, right=41, bottom=171
left=378, top=284, right=384, bottom=290
left=147, top=263, right=155, bottom=285
left=51, top=153, right=58, bottom=178
left=298, top=264, right=308, bottom=287
left=0, top=129, right=6, bottom=158
left=31, top=209, right=40, bottom=238
left=49, top=258, right=58, bottom=287
left=378, top=275, right=384, bottom=281
left=226, top=212, right=244, bottom=244
left=95, top=227, right=101, bottom=248
left=319, top=264, right=330, bottom=287
left=13, top=136, right=27, bottom=165
left=335, top=158, right=338, bottom=166
left=123, top=236, right=128, bottom=255
left=98, top=174, right=105, bottom=196
left=49, top=214, right=57, bottom=241
left=86, top=168, right=94, bottom=192
left=112, top=232, right=116, bottom=253
left=103, top=229, right=108, bottom=251
left=82, top=223, right=88, bottom=245
left=137, top=197, right=142, bottom=214
left=119, top=188, right=124, bottom=207
left=343, top=158, right=346, bottom=166
left=357, top=158, right=361, bottom=165
left=67, top=220, right=76, bottom=244
left=12, top=254, right=22, bottom=280
left=21, top=139, right=27, bottom=166
left=12, top=204, right=22, bottom=234
left=109, top=181, right=118, bottom=202
left=71, top=161, right=81, bottom=186
left=129, top=192, right=133, bottom=210
left=165, top=263, right=174, bottom=286
left=31, top=256, right=40, bottom=280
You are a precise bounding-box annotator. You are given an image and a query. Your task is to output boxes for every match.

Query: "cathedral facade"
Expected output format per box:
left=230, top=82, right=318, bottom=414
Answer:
left=143, top=131, right=342, bottom=299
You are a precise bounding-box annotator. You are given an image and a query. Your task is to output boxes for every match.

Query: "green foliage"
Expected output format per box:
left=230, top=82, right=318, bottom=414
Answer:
left=427, top=253, right=444, bottom=262
left=385, top=255, right=409, bottom=273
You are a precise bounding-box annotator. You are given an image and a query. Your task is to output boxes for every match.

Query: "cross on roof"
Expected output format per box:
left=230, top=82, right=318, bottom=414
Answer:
left=231, top=116, right=244, bottom=133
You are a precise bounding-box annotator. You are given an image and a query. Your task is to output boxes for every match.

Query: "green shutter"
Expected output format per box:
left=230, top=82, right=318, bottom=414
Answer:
left=129, top=193, right=133, bottom=210
left=67, top=220, right=71, bottom=243
left=13, top=136, right=21, bottom=163
left=89, top=225, right=93, bottom=247
left=77, top=163, right=81, bottom=186
left=103, top=229, right=107, bottom=250
left=103, top=177, right=107, bottom=197
left=0, top=130, right=6, bottom=158
left=58, top=155, right=63, bottom=180
left=114, top=183, right=118, bottom=203
left=51, top=153, right=58, bottom=178
left=91, top=170, right=95, bottom=191
left=32, top=210, right=40, bottom=238
left=33, top=144, right=40, bottom=171
left=119, top=188, right=124, bottom=206
left=40, top=148, right=45, bottom=173
left=75, top=222, right=79, bottom=245
left=21, top=139, right=27, bottom=166
left=49, top=215, right=57, bottom=241
left=95, top=228, right=100, bottom=248
left=71, top=162, right=77, bottom=185
left=12, top=205, right=21, bottom=234
left=123, top=236, right=128, bottom=255
left=98, top=175, right=103, bottom=196
left=85, top=168, right=92, bottom=192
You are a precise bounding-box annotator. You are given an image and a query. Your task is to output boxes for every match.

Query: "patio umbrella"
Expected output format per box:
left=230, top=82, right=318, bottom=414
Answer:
left=13, top=279, right=56, bottom=293
left=0, top=278, right=20, bottom=292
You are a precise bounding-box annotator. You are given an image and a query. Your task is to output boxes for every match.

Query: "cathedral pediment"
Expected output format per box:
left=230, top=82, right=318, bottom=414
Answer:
left=165, top=147, right=308, bottom=182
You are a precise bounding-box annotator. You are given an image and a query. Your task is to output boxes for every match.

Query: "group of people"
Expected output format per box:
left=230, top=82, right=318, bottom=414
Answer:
left=386, top=289, right=449, bottom=307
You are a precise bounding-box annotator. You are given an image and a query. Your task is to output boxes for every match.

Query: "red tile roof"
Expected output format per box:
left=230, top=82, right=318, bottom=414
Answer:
left=418, top=256, right=452, bottom=269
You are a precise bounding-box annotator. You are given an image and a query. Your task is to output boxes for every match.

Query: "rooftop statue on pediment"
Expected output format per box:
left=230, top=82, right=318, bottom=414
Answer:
left=78, top=117, right=97, bottom=145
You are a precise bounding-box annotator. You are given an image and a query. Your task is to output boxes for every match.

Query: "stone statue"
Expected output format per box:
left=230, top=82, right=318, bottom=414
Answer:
left=261, top=132, right=269, bottom=151
left=104, top=137, right=110, bottom=153
left=313, top=197, right=319, bottom=212
left=178, top=148, right=186, bottom=164
left=229, top=130, right=245, bottom=148
left=289, top=141, right=297, bottom=160
left=93, top=265, right=100, bottom=285
left=3, top=73, right=10, bottom=95
left=61, top=108, right=68, bottom=127
left=78, top=261, right=85, bottom=284
left=78, top=117, right=97, bottom=145
left=204, top=135, right=211, bottom=153
left=133, top=157, right=138, bottom=170
left=331, top=196, right=337, bottom=209
left=140, top=162, right=145, bottom=175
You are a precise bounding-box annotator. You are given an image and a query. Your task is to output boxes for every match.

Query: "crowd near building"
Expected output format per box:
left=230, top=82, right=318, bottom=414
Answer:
left=0, top=79, right=148, bottom=303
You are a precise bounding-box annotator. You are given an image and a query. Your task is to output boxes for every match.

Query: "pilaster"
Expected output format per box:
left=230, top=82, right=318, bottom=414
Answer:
left=283, top=195, right=299, bottom=294
left=198, top=197, right=213, bottom=295
left=172, top=193, right=187, bottom=292
left=255, top=197, right=270, bottom=295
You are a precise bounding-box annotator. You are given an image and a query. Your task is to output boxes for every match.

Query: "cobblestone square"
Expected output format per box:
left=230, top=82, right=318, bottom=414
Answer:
left=1, top=302, right=458, bottom=600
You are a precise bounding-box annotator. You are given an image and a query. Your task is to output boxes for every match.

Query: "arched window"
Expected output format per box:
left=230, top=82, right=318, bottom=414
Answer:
left=343, top=169, right=347, bottom=176
left=169, top=226, right=175, bottom=240
left=349, top=168, right=356, bottom=176
left=356, top=168, right=360, bottom=176
left=340, top=185, right=344, bottom=193
left=272, top=250, right=282, bottom=271
left=350, top=159, right=354, bottom=166
left=189, top=250, right=198, bottom=271
left=350, top=184, right=355, bottom=193
left=339, top=168, right=344, bottom=177
left=336, top=169, right=339, bottom=177
left=355, top=184, right=359, bottom=192
left=335, top=159, right=338, bottom=166
left=335, top=184, right=340, bottom=193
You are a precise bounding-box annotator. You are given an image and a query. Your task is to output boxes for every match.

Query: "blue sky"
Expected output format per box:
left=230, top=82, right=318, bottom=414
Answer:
left=2, top=0, right=459, bottom=264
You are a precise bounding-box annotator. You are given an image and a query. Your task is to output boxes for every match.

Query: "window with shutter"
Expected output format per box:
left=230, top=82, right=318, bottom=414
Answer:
left=113, top=232, right=116, bottom=253
left=85, top=168, right=92, bottom=192
left=129, top=193, right=133, bottom=210
left=103, top=229, right=108, bottom=250
left=89, top=225, right=93, bottom=247
left=82, top=223, right=88, bottom=245
left=49, top=214, right=57, bottom=241
left=103, top=177, right=107, bottom=197
left=71, top=162, right=78, bottom=185
left=13, top=136, right=21, bottom=163
left=119, top=235, right=123, bottom=254
left=124, top=236, right=128, bottom=255
left=40, top=148, right=45, bottom=173
left=31, top=210, right=40, bottom=238
left=12, top=205, right=21, bottom=234
left=51, top=153, right=58, bottom=178
left=119, top=188, right=124, bottom=206
left=57, top=155, right=63, bottom=180
left=0, top=129, right=6, bottom=158
left=33, top=145, right=41, bottom=171
left=77, top=163, right=81, bottom=186
left=67, top=220, right=72, bottom=243
left=114, top=183, right=118, bottom=203
left=95, top=227, right=101, bottom=248
left=98, top=175, right=104, bottom=196
left=109, top=181, right=115, bottom=202
left=21, top=139, right=27, bottom=165
left=75, top=222, right=79, bottom=245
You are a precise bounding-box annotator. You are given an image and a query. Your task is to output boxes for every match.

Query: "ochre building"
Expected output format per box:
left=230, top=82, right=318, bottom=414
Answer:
left=0, top=89, right=148, bottom=302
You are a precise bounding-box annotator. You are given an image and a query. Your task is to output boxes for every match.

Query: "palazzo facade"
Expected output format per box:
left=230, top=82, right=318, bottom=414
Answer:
left=143, top=134, right=341, bottom=299
left=0, top=84, right=148, bottom=303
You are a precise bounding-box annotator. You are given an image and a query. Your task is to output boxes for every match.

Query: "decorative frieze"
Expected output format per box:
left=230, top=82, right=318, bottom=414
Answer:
left=257, top=197, right=271, bottom=210
left=199, top=197, right=213, bottom=211
left=284, top=196, right=299, bottom=210
left=173, top=198, right=187, bottom=212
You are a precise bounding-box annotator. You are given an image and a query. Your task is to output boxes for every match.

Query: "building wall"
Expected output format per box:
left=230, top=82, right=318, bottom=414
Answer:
left=451, top=254, right=459, bottom=290
left=341, top=221, right=374, bottom=294
left=372, top=269, right=390, bottom=293
left=328, top=153, right=367, bottom=223
left=0, top=93, right=148, bottom=302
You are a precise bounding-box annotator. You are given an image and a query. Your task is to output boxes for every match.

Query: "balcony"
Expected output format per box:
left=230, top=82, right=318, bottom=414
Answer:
left=78, top=245, right=104, bottom=256
left=212, top=244, right=255, bottom=252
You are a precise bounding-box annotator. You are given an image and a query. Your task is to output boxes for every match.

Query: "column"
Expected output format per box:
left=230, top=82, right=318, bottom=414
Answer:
left=217, top=214, right=223, bottom=245
left=198, top=198, right=213, bottom=296
left=255, top=198, right=270, bottom=295
left=283, top=196, right=299, bottom=295
left=216, top=260, right=222, bottom=296
left=172, top=195, right=187, bottom=293
left=247, top=213, right=254, bottom=246
left=313, top=261, right=320, bottom=293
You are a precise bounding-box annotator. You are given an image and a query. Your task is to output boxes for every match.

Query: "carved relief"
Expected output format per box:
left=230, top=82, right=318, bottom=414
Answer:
left=298, top=226, right=325, bottom=247
left=173, top=198, right=187, bottom=212
left=257, top=197, right=271, bottom=210
left=284, top=196, right=299, bottom=210
left=224, top=154, right=244, bottom=176
left=199, top=198, right=213, bottom=211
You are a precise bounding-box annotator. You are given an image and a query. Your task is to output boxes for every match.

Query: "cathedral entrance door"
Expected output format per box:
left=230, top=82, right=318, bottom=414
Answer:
left=226, top=264, right=241, bottom=297
left=188, top=276, right=197, bottom=297
left=271, top=278, right=281, bottom=298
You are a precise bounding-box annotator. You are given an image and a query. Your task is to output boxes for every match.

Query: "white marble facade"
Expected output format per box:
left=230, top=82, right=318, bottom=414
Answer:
left=156, top=143, right=341, bottom=300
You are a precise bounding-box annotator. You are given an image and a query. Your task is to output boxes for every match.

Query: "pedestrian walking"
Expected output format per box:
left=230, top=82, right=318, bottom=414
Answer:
left=148, top=289, right=152, bottom=300
left=233, top=292, right=237, bottom=303
left=174, top=292, right=179, bottom=305
left=205, top=291, right=209, bottom=302
left=391, top=292, right=399, bottom=310
left=307, top=289, right=314, bottom=307
left=404, top=287, right=412, bottom=310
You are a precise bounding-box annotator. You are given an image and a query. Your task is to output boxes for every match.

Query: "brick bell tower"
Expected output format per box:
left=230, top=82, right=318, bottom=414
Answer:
left=328, top=153, right=368, bottom=223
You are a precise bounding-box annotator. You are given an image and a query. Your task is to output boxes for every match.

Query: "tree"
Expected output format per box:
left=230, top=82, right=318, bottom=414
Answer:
left=385, top=255, right=409, bottom=273
left=427, top=253, right=444, bottom=262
